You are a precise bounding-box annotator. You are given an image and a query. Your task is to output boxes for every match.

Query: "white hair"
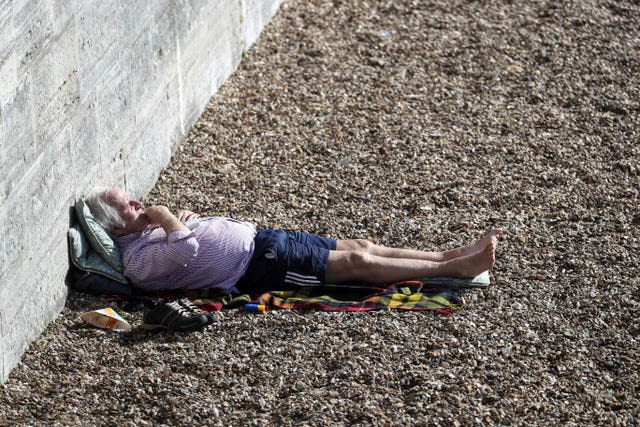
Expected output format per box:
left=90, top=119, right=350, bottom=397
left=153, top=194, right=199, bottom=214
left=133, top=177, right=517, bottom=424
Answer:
left=84, top=187, right=126, bottom=233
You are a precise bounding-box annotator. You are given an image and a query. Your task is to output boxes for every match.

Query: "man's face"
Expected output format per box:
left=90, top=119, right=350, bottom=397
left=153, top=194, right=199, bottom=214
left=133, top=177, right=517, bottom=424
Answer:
left=105, top=189, right=151, bottom=235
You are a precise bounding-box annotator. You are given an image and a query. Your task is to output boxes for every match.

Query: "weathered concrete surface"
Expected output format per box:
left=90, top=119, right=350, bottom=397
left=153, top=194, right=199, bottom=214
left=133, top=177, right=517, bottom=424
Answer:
left=0, top=0, right=280, bottom=383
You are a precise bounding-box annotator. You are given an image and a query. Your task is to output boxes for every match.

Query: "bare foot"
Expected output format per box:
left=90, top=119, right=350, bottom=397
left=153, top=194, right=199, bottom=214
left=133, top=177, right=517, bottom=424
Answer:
left=454, top=228, right=501, bottom=259
left=445, top=238, right=497, bottom=278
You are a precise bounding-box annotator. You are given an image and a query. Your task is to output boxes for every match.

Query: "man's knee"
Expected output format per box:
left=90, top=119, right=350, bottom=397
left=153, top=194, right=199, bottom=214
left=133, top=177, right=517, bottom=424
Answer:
left=353, top=239, right=375, bottom=252
left=337, top=239, right=377, bottom=252
left=345, top=250, right=375, bottom=271
left=327, top=250, right=377, bottom=282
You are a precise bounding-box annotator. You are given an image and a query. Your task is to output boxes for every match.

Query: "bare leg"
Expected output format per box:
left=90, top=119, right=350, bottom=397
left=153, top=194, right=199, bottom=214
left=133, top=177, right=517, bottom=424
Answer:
left=326, top=232, right=499, bottom=283
left=335, top=229, right=502, bottom=262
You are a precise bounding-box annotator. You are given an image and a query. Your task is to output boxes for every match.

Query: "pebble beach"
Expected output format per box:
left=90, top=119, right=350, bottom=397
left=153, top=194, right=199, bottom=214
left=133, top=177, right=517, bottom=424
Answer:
left=1, top=0, right=639, bottom=425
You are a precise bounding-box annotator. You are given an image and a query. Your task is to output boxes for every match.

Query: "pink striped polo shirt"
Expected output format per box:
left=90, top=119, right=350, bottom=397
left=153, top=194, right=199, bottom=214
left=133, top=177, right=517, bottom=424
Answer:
left=115, top=217, right=257, bottom=292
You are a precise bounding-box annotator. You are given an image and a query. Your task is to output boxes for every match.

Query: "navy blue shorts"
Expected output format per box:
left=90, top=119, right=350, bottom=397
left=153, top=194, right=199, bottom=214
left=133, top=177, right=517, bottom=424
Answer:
left=235, top=229, right=337, bottom=294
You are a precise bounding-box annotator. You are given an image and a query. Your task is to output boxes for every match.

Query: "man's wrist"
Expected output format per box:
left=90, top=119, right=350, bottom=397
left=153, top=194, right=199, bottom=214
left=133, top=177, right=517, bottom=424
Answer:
left=159, top=215, right=190, bottom=234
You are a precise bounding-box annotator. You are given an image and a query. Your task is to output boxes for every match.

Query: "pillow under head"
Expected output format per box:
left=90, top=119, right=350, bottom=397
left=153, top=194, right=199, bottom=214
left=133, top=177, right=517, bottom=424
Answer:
left=74, top=198, right=124, bottom=272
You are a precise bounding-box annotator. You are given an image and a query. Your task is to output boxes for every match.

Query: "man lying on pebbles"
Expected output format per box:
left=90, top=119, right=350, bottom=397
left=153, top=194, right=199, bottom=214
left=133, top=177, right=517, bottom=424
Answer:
left=85, top=188, right=500, bottom=330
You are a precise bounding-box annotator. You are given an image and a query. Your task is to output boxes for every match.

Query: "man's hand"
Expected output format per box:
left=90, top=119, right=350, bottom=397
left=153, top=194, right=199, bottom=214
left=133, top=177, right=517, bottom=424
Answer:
left=143, top=205, right=173, bottom=223
left=177, top=209, right=200, bottom=223
left=144, top=205, right=190, bottom=234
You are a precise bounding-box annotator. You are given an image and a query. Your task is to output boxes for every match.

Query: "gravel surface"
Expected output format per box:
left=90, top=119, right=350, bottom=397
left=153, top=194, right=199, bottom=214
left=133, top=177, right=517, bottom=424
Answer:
left=2, top=0, right=639, bottom=425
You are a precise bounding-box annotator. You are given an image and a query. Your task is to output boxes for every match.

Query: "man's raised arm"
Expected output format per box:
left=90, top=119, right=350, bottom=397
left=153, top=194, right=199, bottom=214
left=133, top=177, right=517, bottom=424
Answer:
left=144, top=205, right=190, bottom=235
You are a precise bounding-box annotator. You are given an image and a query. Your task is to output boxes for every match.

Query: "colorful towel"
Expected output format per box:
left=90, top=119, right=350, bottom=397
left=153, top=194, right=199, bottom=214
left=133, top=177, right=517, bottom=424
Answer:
left=192, top=280, right=464, bottom=315
left=106, top=275, right=485, bottom=315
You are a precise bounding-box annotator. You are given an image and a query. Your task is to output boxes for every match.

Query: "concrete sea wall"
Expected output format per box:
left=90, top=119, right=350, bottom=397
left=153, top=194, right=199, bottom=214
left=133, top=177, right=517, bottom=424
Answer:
left=0, top=0, right=281, bottom=383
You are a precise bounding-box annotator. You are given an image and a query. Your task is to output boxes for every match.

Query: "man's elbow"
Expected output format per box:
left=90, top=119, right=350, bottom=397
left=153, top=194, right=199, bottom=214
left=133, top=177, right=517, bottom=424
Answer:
left=168, top=239, right=200, bottom=266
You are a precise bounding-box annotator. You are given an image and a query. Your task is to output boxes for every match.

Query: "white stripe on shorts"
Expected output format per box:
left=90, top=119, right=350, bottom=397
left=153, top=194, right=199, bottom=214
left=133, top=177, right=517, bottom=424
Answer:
left=284, top=271, right=322, bottom=287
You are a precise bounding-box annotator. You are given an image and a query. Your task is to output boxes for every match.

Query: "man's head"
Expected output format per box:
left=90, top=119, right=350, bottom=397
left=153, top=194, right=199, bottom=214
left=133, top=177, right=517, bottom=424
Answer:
left=85, top=188, right=151, bottom=236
